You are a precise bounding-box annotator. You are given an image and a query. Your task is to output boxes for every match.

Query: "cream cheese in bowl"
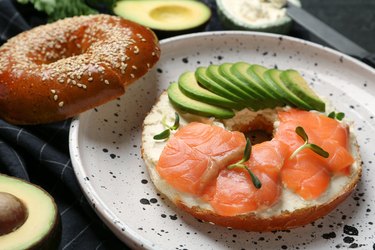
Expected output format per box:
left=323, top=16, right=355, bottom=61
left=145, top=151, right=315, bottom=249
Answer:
left=216, top=0, right=301, bottom=34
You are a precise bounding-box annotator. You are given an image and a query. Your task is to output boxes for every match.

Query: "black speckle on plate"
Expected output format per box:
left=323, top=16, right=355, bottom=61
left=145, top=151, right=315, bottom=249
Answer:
left=169, top=214, right=178, bottom=220
left=322, top=232, right=336, bottom=239
left=140, top=198, right=150, bottom=205
left=344, top=225, right=359, bottom=236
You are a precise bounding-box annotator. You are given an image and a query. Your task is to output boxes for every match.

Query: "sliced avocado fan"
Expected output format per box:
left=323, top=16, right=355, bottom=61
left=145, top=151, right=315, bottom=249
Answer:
left=167, top=62, right=325, bottom=119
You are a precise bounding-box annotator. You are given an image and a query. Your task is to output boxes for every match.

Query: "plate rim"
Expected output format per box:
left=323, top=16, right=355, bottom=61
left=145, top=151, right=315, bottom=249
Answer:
left=68, top=30, right=375, bottom=249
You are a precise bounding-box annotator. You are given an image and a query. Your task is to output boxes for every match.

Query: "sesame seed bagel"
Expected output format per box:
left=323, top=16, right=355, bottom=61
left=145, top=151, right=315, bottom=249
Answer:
left=0, top=14, right=160, bottom=124
left=142, top=92, right=362, bottom=231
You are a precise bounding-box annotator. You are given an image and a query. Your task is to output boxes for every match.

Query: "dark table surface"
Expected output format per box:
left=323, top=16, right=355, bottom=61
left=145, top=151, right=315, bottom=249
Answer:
left=0, top=0, right=374, bottom=249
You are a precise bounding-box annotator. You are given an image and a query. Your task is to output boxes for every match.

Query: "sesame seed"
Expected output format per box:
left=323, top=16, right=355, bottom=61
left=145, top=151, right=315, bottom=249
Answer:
left=130, top=74, right=135, bottom=78
left=88, top=77, right=93, bottom=82
left=104, top=80, right=109, bottom=85
left=53, top=95, right=58, bottom=101
left=50, top=89, right=56, bottom=94
left=58, top=101, right=64, bottom=107
left=134, top=46, right=139, bottom=54
left=132, top=65, right=137, bottom=70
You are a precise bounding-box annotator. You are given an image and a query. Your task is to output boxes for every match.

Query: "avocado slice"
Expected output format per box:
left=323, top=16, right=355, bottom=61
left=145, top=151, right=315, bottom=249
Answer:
left=280, top=70, right=325, bottom=112
left=230, top=62, right=279, bottom=108
left=195, top=67, right=247, bottom=108
left=206, top=64, right=257, bottom=103
left=218, top=63, right=263, bottom=100
left=0, top=174, right=60, bottom=250
left=248, top=64, right=286, bottom=106
left=263, top=69, right=313, bottom=110
left=113, top=0, right=211, bottom=33
left=178, top=71, right=241, bottom=109
left=168, top=82, right=235, bottom=119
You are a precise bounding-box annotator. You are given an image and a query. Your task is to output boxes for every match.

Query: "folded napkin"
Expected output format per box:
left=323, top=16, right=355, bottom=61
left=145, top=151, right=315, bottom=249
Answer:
left=0, top=0, right=126, bottom=249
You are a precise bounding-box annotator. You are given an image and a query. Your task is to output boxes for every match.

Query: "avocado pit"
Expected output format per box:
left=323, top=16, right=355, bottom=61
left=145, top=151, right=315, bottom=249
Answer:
left=0, top=192, right=28, bottom=236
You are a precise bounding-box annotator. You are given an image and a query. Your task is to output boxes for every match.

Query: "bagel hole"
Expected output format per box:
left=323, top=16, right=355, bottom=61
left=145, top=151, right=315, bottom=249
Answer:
left=246, top=130, right=273, bottom=145
left=224, top=113, right=275, bottom=145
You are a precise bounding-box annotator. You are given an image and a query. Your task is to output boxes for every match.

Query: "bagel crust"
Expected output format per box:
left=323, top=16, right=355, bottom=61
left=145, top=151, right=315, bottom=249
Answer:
left=142, top=92, right=362, bottom=231
left=0, top=14, right=160, bottom=124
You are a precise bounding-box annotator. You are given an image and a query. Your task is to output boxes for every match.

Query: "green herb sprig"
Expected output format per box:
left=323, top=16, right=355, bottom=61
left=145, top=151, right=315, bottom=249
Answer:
left=153, top=112, right=180, bottom=140
left=328, top=111, right=345, bottom=121
left=290, top=126, right=329, bottom=159
left=227, top=138, right=262, bottom=189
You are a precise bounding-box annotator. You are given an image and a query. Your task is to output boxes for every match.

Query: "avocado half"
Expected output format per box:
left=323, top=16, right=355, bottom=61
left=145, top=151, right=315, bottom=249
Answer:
left=216, top=0, right=301, bottom=34
left=113, top=0, right=211, bottom=37
left=0, top=174, right=60, bottom=250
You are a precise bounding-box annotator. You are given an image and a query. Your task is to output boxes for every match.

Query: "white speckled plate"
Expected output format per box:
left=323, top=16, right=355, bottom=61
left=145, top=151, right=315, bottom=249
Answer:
left=69, top=31, right=375, bottom=249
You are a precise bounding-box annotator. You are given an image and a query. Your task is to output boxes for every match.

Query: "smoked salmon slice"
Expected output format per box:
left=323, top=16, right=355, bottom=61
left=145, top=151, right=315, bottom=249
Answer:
left=276, top=109, right=353, bottom=199
left=202, top=140, right=288, bottom=216
left=281, top=150, right=331, bottom=200
left=156, top=122, right=246, bottom=195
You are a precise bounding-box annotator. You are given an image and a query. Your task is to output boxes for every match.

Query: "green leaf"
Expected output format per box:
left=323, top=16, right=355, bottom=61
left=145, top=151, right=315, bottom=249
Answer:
left=227, top=138, right=261, bottom=189
left=327, top=111, right=345, bottom=121
left=328, top=111, right=336, bottom=119
left=171, top=112, right=180, bottom=130
left=242, top=138, right=252, bottom=163
left=290, top=126, right=329, bottom=159
left=295, top=126, right=308, bottom=141
left=336, top=112, right=345, bottom=121
left=153, top=129, right=170, bottom=140
left=245, top=166, right=262, bottom=189
left=308, top=144, right=329, bottom=158
left=154, top=113, right=180, bottom=140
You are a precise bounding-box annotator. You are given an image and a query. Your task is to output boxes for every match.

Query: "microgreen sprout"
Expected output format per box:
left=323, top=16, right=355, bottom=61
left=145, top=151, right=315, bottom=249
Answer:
left=289, top=126, right=329, bottom=159
left=328, top=111, right=345, bottom=121
left=153, top=112, right=180, bottom=140
left=227, top=138, right=262, bottom=189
